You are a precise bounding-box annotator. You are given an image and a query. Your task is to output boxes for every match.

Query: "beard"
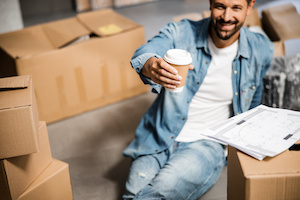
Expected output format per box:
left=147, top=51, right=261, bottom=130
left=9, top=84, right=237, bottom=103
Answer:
left=211, top=18, right=243, bottom=40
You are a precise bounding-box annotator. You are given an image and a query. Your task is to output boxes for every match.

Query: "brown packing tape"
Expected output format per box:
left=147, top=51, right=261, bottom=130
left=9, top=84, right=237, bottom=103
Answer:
left=119, top=62, right=128, bottom=91
left=100, top=62, right=110, bottom=97
left=75, top=67, right=87, bottom=104
left=56, top=76, right=68, bottom=114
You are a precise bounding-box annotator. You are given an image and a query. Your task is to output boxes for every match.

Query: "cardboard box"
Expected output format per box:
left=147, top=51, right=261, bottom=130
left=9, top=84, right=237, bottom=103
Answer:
left=262, top=4, right=300, bottom=41
left=17, top=159, right=73, bottom=200
left=0, top=9, right=149, bottom=123
left=0, top=121, right=52, bottom=200
left=227, top=143, right=300, bottom=200
left=90, top=0, right=113, bottom=10
left=114, top=0, right=157, bottom=8
left=74, top=0, right=91, bottom=12
left=0, top=75, right=39, bottom=159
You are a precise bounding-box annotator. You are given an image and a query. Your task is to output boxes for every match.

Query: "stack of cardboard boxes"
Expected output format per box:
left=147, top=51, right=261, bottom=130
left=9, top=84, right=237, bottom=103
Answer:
left=0, top=75, right=73, bottom=200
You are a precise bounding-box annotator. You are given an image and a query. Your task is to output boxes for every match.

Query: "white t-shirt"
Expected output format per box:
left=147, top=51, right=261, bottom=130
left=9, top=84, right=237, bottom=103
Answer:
left=175, top=36, right=238, bottom=142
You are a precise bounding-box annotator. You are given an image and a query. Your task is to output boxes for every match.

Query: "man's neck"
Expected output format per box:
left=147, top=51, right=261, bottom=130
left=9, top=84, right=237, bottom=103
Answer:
left=209, top=26, right=240, bottom=48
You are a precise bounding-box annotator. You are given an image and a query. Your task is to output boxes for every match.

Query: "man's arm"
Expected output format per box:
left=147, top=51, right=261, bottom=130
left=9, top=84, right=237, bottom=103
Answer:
left=130, top=21, right=189, bottom=92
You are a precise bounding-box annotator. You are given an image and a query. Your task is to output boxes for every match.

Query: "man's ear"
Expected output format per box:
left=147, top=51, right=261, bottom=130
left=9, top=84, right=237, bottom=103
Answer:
left=247, top=0, right=256, bottom=16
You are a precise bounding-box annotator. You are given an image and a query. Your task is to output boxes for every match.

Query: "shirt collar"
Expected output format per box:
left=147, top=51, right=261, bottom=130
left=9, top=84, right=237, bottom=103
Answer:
left=196, top=18, right=249, bottom=59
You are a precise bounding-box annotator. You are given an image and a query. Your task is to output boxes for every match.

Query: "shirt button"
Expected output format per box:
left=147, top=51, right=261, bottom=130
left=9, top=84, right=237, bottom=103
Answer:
left=237, top=112, right=240, bottom=115
left=235, top=92, right=238, bottom=96
left=197, top=82, right=200, bottom=84
left=182, top=117, right=186, bottom=121
left=206, top=61, right=208, bottom=64
left=171, top=136, right=174, bottom=139
left=234, top=70, right=237, bottom=74
left=187, top=101, right=190, bottom=104
left=137, top=67, right=140, bottom=71
left=252, top=86, right=256, bottom=90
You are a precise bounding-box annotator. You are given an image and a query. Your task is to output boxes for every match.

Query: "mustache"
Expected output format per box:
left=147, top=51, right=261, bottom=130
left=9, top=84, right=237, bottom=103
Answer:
left=216, top=18, right=238, bottom=25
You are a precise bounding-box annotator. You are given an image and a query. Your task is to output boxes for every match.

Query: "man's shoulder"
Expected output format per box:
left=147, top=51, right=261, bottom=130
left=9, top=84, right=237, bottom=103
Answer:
left=242, top=27, right=272, bottom=47
left=176, top=17, right=209, bottom=28
left=242, top=27, right=274, bottom=55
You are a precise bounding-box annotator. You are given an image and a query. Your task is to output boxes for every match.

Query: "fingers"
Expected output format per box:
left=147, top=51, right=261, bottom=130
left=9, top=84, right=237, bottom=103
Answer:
left=188, top=64, right=194, bottom=70
left=150, top=58, right=182, bottom=89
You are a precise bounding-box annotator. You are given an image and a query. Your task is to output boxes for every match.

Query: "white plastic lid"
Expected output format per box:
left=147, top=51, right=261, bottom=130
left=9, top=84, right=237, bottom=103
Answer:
left=163, top=49, right=192, bottom=65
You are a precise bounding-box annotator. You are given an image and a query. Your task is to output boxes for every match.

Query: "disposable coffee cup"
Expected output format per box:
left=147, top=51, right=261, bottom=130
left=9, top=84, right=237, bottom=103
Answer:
left=163, top=49, right=192, bottom=92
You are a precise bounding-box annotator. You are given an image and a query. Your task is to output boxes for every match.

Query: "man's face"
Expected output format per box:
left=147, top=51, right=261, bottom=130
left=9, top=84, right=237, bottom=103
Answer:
left=210, top=0, right=253, bottom=40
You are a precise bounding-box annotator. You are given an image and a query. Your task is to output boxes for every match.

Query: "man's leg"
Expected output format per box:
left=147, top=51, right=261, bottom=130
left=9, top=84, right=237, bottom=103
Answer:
left=134, top=140, right=225, bottom=200
left=123, top=149, right=169, bottom=199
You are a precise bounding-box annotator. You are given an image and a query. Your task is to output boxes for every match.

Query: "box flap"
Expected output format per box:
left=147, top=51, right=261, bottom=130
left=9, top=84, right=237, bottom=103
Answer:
left=77, top=9, right=139, bottom=36
left=0, top=75, right=32, bottom=109
left=0, top=75, right=30, bottom=90
left=42, top=17, right=91, bottom=49
left=237, top=147, right=300, bottom=177
left=0, top=26, right=54, bottom=58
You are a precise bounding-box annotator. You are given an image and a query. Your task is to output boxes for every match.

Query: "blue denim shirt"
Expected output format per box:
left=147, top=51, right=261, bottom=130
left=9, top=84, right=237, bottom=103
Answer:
left=123, top=18, right=274, bottom=159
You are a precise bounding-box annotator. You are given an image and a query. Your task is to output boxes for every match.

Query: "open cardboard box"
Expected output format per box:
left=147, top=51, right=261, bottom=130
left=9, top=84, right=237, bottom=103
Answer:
left=0, top=121, right=52, bottom=200
left=227, top=140, right=300, bottom=200
left=0, top=9, right=149, bottom=123
left=0, top=75, right=39, bottom=159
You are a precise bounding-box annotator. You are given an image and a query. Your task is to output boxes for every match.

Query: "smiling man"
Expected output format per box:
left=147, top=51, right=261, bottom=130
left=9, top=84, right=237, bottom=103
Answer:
left=122, top=0, right=274, bottom=199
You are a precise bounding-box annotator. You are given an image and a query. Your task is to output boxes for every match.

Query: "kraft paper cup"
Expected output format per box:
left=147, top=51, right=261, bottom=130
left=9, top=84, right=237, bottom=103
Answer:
left=163, top=49, right=192, bottom=92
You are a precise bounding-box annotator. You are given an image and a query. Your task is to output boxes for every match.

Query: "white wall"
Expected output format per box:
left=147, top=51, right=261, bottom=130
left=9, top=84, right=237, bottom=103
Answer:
left=0, top=0, right=23, bottom=34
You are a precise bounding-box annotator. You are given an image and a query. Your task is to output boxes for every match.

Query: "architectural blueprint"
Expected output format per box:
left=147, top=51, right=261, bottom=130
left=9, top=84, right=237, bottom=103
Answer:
left=201, top=105, right=300, bottom=160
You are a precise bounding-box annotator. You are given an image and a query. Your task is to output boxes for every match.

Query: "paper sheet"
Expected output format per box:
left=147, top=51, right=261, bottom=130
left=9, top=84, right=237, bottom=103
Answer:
left=201, top=105, right=300, bottom=160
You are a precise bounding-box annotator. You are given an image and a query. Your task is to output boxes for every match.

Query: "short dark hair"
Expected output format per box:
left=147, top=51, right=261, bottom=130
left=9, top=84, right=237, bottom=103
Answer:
left=210, top=0, right=252, bottom=5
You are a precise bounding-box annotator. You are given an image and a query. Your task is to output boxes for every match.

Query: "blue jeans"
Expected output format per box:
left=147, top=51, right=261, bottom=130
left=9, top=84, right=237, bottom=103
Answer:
left=123, top=140, right=225, bottom=200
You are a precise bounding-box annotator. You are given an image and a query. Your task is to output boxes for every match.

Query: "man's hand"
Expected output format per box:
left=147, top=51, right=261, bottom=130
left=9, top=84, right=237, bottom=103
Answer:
left=141, top=57, right=194, bottom=89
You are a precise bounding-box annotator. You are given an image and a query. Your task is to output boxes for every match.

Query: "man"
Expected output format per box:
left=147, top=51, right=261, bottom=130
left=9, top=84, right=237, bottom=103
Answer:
left=123, top=0, right=274, bottom=199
